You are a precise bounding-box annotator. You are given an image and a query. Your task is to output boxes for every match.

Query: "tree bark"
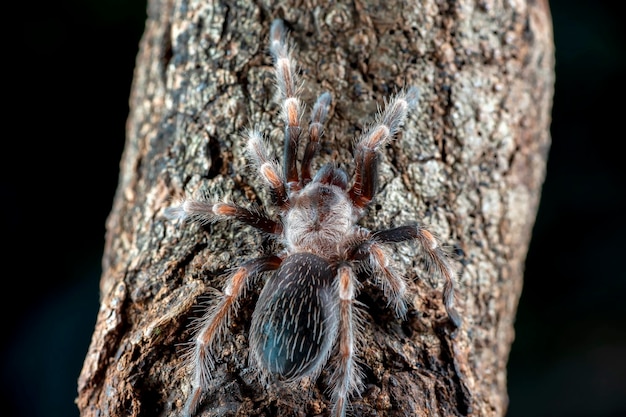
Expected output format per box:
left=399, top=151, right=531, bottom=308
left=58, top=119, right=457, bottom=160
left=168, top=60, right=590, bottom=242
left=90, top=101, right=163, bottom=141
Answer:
left=77, top=1, right=554, bottom=416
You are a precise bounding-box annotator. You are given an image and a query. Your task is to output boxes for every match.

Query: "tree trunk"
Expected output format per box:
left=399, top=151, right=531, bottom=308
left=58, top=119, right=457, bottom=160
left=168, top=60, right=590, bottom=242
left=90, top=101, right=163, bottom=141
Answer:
left=77, top=1, right=554, bottom=416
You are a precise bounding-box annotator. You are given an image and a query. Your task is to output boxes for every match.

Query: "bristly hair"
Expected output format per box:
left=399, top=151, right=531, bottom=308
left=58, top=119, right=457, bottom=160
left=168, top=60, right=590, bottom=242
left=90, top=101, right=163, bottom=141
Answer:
left=166, top=18, right=460, bottom=417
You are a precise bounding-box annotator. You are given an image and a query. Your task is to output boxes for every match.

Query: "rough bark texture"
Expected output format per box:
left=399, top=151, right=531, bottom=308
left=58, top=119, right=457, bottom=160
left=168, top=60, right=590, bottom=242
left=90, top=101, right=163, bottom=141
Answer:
left=77, top=1, right=554, bottom=416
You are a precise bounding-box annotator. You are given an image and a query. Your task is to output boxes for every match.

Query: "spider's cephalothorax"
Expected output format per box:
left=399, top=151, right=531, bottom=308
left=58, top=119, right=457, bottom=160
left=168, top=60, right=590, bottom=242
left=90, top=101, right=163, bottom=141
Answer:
left=166, top=19, right=460, bottom=417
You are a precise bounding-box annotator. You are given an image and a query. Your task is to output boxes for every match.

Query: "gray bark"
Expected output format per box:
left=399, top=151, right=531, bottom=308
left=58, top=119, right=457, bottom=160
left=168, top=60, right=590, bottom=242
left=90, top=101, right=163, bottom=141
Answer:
left=77, top=1, right=554, bottom=416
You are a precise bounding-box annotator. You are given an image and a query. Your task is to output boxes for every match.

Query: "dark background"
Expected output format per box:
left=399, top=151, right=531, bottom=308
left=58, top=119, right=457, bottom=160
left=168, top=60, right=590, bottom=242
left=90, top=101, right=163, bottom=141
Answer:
left=2, top=1, right=624, bottom=417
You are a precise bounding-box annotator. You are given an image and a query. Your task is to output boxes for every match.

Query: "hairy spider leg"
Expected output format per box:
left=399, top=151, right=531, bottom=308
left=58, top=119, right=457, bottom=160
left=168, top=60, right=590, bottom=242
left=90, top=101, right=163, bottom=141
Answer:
left=246, top=129, right=289, bottom=209
left=184, top=256, right=283, bottom=417
left=373, top=226, right=461, bottom=327
left=301, top=92, right=332, bottom=186
left=269, top=19, right=302, bottom=191
left=343, top=233, right=411, bottom=319
left=349, top=87, right=420, bottom=209
left=329, top=265, right=365, bottom=417
left=165, top=198, right=282, bottom=235
left=367, top=242, right=411, bottom=318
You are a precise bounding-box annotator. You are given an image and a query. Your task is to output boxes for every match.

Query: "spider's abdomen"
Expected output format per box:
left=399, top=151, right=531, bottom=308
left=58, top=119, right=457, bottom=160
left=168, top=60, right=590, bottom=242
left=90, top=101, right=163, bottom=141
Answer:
left=249, top=253, right=338, bottom=381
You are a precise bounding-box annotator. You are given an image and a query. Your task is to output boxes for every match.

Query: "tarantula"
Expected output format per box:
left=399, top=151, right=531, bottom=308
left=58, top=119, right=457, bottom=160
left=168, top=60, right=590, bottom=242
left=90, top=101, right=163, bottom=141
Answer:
left=166, top=19, right=460, bottom=417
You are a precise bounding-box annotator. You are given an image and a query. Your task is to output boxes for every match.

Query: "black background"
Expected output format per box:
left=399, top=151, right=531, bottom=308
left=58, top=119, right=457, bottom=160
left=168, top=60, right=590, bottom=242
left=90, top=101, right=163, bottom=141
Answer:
left=2, top=1, right=624, bottom=416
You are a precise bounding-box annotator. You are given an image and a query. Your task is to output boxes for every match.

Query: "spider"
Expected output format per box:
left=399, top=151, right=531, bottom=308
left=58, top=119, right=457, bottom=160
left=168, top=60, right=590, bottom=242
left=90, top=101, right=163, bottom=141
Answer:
left=166, top=18, right=461, bottom=417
